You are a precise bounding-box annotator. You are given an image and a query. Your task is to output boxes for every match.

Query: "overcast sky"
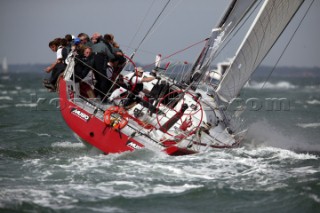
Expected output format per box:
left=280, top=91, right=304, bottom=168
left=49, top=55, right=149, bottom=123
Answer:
left=0, top=0, right=319, bottom=68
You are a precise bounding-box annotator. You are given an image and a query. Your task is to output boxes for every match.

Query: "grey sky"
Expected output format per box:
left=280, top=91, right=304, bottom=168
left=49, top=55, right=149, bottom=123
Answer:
left=0, top=0, right=319, bottom=68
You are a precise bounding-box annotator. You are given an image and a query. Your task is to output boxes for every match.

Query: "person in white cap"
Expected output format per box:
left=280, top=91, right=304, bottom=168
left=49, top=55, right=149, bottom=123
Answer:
left=108, top=67, right=157, bottom=105
left=125, top=67, right=156, bottom=94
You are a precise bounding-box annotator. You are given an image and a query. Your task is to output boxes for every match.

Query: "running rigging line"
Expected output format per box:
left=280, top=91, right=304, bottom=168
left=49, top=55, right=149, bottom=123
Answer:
left=143, top=38, right=208, bottom=69
left=130, top=0, right=171, bottom=59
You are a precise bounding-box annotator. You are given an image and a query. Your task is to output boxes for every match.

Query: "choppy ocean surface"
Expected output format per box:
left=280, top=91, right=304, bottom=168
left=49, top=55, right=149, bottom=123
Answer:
left=0, top=71, right=320, bottom=213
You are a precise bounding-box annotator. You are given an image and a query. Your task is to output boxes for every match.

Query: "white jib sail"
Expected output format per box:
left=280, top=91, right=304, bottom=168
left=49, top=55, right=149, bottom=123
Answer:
left=216, top=0, right=305, bottom=103
left=199, top=0, right=257, bottom=70
left=189, top=0, right=257, bottom=84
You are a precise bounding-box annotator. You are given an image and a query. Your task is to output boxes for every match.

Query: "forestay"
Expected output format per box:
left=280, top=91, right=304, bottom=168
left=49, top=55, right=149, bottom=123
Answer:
left=216, top=0, right=305, bottom=103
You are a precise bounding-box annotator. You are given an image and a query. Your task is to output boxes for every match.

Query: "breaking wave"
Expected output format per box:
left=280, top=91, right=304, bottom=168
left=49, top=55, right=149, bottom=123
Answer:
left=0, top=96, right=13, bottom=100
left=0, top=104, right=10, bottom=109
left=15, top=103, right=37, bottom=108
left=245, top=119, right=320, bottom=152
left=296, top=122, right=320, bottom=129
left=51, top=141, right=86, bottom=148
left=1, top=138, right=319, bottom=212
left=306, top=99, right=320, bottom=105
left=245, top=81, right=297, bottom=89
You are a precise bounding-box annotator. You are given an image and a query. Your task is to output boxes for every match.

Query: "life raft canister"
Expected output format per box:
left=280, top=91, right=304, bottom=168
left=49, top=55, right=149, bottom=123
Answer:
left=103, top=106, right=129, bottom=130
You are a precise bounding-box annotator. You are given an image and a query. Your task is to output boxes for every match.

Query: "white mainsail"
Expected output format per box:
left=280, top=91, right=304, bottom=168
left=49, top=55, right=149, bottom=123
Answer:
left=2, top=57, right=8, bottom=74
left=216, top=0, right=305, bottom=103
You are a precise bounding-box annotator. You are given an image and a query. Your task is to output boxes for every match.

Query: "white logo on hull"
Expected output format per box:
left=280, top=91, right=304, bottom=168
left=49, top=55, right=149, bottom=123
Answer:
left=127, top=142, right=142, bottom=150
left=71, top=108, right=90, bottom=122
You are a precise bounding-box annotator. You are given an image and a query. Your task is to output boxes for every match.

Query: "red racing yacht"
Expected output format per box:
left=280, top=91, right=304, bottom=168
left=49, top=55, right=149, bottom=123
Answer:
left=56, top=0, right=305, bottom=155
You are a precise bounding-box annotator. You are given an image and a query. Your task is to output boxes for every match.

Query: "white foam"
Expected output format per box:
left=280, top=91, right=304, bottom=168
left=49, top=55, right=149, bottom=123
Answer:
left=15, top=138, right=318, bottom=208
left=305, top=85, right=320, bottom=90
left=296, top=122, right=320, bottom=129
left=255, top=146, right=317, bottom=161
left=0, top=104, right=10, bottom=109
left=245, top=81, right=297, bottom=89
left=0, top=96, right=12, bottom=100
left=37, top=133, right=51, bottom=137
left=1, top=76, right=10, bottom=80
left=308, top=194, right=320, bottom=203
left=12, top=129, right=28, bottom=132
left=306, top=99, right=320, bottom=105
left=152, top=184, right=201, bottom=194
left=272, top=148, right=318, bottom=160
left=21, top=89, right=35, bottom=93
left=15, top=103, right=37, bottom=107
left=9, top=90, right=18, bottom=94
left=51, top=141, right=85, bottom=148
left=290, top=166, right=318, bottom=174
left=38, top=88, right=49, bottom=92
left=0, top=189, right=49, bottom=206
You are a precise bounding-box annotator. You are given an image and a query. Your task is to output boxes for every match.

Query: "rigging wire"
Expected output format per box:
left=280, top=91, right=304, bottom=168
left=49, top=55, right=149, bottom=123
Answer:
left=131, top=0, right=171, bottom=59
left=127, top=0, right=156, bottom=51
left=143, top=38, right=208, bottom=69
left=124, top=0, right=182, bottom=62
left=260, top=0, right=315, bottom=89
left=144, top=0, right=183, bottom=39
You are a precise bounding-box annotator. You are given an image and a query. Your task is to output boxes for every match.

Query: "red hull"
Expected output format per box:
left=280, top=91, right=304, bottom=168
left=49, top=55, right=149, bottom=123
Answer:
left=59, top=79, right=143, bottom=154
left=58, top=78, right=197, bottom=156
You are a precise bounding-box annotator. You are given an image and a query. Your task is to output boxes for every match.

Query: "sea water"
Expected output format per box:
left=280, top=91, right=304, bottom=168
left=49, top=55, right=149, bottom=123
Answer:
left=0, top=71, right=319, bottom=213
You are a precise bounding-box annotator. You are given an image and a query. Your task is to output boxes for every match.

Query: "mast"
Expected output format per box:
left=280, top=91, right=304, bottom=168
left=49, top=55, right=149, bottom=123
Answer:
left=185, top=0, right=258, bottom=87
left=216, top=0, right=305, bottom=103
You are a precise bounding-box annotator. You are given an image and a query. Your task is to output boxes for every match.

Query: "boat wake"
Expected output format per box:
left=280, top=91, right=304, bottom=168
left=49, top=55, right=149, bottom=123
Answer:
left=0, top=144, right=317, bottom=211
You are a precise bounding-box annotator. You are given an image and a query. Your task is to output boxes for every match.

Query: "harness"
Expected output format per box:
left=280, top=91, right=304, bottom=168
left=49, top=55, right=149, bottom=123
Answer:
left=127, top=73, right=143, bottom=94
left=105, top=64, right=114, bottom=79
